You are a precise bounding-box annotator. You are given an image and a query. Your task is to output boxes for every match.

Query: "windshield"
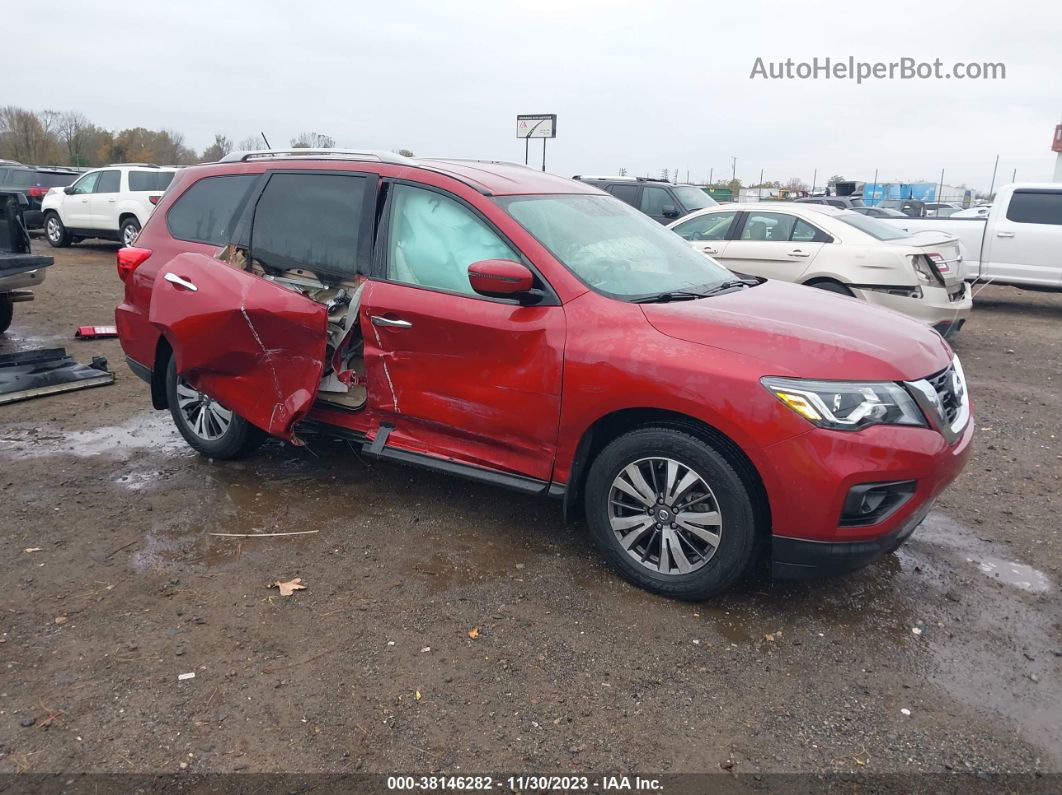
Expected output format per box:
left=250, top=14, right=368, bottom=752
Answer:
left=835, top=211, right=910, bottom=241
left=497, top=194, right=734, bottom=298
left=672, top=186, right=717, bottom=211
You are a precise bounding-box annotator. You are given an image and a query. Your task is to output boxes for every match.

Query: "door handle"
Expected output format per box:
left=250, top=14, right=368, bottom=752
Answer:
left=788, top=249, right=811, bottom=258
left=107, top=198, right=116, bottom=203
left=371, top=315, right=413, bottom=329
left=700, top=246, right=718, bottom=255
left=164, top=272, right=198, bottom=292
left=996, top=231, right=1015, bottom=238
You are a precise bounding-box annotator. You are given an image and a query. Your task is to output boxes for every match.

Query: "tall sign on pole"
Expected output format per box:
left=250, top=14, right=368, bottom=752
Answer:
left=517, top=114, right=557, bottom=172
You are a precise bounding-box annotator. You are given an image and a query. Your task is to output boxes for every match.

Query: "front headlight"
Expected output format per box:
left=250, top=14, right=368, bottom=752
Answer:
left=761, top=377, right=926, bottom=431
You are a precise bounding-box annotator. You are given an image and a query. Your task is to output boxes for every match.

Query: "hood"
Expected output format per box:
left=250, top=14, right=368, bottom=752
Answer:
left=641, top=280, right=952, bottom=381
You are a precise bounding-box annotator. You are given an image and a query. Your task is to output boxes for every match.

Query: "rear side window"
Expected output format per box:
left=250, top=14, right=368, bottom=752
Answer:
left=96, top=170, right=120, bottom=193
left=1006, top=191, right=1062, bottom=225
left=741, top=212, right=795, bottom=241
left=4, top=169, right=37, bottom=188
left=608, top=184, right=640, bottom=207
left=249, top=172, right=368, bottom=281
left=167, top=174, right=257, bottom=245
left=129, top=171, right=175, bottom=192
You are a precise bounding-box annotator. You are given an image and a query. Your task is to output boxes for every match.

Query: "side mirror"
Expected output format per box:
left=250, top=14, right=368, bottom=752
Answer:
left=468, top=259, right=535, bottom=299
left=662, top=205, right=680, bottom=218
left=63, top=186, right=74, bottom=195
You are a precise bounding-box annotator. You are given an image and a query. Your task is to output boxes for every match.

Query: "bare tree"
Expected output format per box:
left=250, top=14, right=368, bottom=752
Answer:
left=237, top=134, right=266, bottom=151
left=0, top=106, right=61, bottom=163
left=291, top=131, right=335, bottom=149
left=200, top=134, right=234, bottom=163
left=56, top=111, right=94, bottom=166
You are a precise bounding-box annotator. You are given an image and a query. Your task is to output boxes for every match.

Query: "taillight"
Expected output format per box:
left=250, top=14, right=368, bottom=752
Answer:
left=117, top=247, right=152, bottom=283
left=27, top=187, right=48, bottom=199
left=149, top=195, right=161, bottom=205
left=925, top=252, right=951, bottom=274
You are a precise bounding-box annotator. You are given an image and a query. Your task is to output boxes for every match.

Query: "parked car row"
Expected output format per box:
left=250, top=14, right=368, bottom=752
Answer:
left=113, top=149, right=972, bottom=601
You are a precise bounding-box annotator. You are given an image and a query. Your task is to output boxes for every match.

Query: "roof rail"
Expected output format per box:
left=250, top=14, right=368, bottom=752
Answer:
left=219, top=148, right=417, bottom=165
left=108, top=162, right=161, bottom=168
left=572, top=175, right=669, bottom=183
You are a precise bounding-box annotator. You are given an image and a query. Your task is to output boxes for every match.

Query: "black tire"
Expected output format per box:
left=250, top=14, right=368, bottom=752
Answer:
left=584, top=427, right=761, bottom=600
left=0, top=301, right=12, bottom=334
left=44, top=212, right=70, bottom=247
left=807, top=279, right=855, bottom=297
left=120, top=217, right=141, bottom=247
left=164, top=357, right=268, bottom=460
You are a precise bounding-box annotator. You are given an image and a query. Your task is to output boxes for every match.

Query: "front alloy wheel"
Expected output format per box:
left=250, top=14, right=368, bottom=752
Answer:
left=608, top=457, right=723, bottom=575
left=584, top=427, right=760, bottom=600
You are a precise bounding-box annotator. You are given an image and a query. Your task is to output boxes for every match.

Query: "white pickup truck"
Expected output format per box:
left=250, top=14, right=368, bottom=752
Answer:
left=879, top=183, right=1062, bottom=290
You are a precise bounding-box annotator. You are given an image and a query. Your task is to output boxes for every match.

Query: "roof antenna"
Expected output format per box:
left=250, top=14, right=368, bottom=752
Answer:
left=260, top=131, right=272, bottom=148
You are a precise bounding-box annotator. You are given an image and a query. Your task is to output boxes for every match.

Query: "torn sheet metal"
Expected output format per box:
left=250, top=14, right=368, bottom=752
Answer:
left=74, top=325, right=118, bottom=339
left=0, top=348, right=115, bottom=404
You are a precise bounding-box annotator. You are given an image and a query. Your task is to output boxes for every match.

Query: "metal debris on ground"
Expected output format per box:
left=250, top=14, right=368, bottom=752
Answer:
left=0, top=348, right=114, bottom=404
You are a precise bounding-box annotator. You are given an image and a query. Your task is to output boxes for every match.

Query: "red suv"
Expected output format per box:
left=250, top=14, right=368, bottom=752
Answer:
left=115, top=150, right=972, bottom=600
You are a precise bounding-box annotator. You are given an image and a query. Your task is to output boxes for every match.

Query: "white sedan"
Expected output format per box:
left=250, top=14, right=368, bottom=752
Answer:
left=667, top=203, right=973, bottom=336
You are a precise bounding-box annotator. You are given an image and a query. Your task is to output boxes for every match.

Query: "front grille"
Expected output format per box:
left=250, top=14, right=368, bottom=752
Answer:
left=925, top=365, right=962, bottom=426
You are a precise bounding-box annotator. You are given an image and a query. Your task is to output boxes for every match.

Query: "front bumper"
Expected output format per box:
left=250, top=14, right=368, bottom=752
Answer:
left=772, top=498, right=934, bottom=579
left=762, top=415, right=972, bottom=577
left=857, top=281, right=971, bottom=330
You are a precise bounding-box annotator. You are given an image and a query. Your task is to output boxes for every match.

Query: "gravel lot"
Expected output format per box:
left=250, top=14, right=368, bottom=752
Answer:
left=1, top=242, right=1059, bottom=777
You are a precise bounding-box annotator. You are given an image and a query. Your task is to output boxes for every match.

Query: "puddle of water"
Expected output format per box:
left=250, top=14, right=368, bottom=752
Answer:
left=915, top=513, right=1051, bottom=593
left=973, top=557, right=1051, bottom=593
left=903, top=512, right=1061, bottom=764
left=0, top=413, right=185, bottom=459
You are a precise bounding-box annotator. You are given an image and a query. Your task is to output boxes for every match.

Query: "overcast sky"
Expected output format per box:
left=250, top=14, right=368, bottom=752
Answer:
left=6, top=0, right=1060, bottom=190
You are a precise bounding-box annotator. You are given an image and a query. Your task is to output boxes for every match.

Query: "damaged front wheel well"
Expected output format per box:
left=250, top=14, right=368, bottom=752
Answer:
left=151, top=335, right=173, bottom=410
left=562, top=408, right=771, bottom=534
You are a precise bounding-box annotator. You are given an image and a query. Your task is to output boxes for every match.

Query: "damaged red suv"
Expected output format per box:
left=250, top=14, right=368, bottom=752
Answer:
left=115, top=150, right=972, bottom=600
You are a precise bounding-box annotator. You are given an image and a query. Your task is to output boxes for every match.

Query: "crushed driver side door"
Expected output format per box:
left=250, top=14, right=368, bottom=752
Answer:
left=148, top=251, right=328, bottom=441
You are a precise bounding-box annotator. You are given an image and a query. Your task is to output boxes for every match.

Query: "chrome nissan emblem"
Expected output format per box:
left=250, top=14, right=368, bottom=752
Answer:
left=656, top=508, right=672, bottom=523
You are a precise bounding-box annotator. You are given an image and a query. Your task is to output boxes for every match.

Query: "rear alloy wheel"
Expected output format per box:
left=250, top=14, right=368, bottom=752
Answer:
left=585, top=427, right=760, bottom=600
left=120, top=217, right=141, bottom=247
left=164, top=357, right=267, bottom=459
left=44, top=213, right=70, bottom=247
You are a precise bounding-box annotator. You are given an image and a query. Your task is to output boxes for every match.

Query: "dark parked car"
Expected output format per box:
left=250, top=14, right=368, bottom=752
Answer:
left=852, top=206, right=909, bottom=218
left=571, top=176, right=717, bottom=224
left=795, top=196, right=864, bottom=210
left=0, top=166, right=80, bottom=229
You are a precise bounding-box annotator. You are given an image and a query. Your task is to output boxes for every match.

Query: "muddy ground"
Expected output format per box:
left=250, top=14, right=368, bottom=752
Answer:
left=0, top=242, right=1059, bottom=777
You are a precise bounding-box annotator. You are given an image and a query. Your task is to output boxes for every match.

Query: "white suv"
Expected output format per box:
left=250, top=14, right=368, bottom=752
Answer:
left=41, top=164, right=176, bottom=248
